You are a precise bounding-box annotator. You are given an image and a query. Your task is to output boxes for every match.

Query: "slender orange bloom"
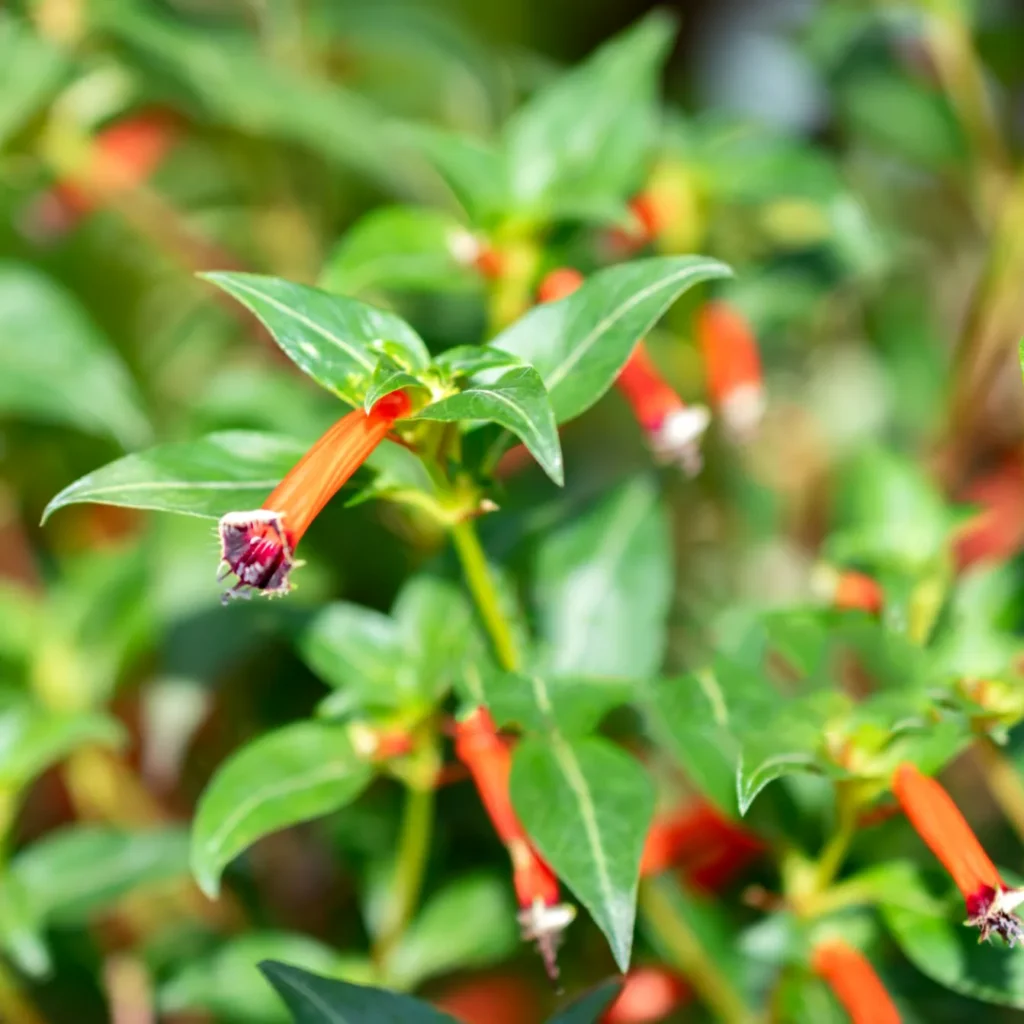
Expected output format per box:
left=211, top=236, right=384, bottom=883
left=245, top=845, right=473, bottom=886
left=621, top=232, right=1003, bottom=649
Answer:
left=27, top=111, right=179, bottom=238
left=894, top=762, right=1023, bottom=943
left=217, top=391, right=411, bottom=600
left=602, top=966, right=691, bottom=1024
left=696, top=301, right=765, bottom=442
left=813, top=566, right=884, bottom=615
left=454, top=707, right=574, bottom=977
left=811, top=941, right=901, bottom=1024
left=954, top=456, right=1024, bottom=571
left=615, top=342, right=710, bottom=475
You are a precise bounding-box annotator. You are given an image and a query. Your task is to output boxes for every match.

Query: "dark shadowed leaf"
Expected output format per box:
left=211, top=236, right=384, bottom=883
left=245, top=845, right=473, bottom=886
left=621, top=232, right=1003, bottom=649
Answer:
left=43, top=431, right=305, bottom=522
left=259, top=961, right=460, bottom=1023
left=511, top=734, right=655, bottom=971
left=202, top=273, right=429, bottom=403
left=492, top=256, right=730, bottom=423
left=547, top=980, right=624, bottom=1023
left=534, top=476, right=671, bottom=677
left=414, top=366, right=563, bottom=484
left=161, top=934, right=371, bottom=1024
left=320, top=206, right=476, bottom=296
left=0, top=264, right=150, bottom=447
left=191, top=723, right=373, bottom=897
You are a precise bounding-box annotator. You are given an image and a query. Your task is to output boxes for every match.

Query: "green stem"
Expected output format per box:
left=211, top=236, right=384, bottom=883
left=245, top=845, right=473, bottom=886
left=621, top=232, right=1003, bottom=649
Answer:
left=815, top=783, right=859, bottom=893
left=451, top=519, right=521, bottom=672
left=639, top=880, right=754, bottom=1024
left=374, top=779, right=435, bottom=972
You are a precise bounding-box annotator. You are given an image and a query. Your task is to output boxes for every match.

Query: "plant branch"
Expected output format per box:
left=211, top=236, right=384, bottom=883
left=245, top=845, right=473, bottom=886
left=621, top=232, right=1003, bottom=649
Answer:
left=0, top=962, right=46, bottom=1024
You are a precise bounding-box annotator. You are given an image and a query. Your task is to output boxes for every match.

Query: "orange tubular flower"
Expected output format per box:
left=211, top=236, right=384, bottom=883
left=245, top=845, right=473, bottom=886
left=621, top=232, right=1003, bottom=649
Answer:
left=615, top=342, right=710, bottom=475
left=894, top=762, right=1023, bottom=943
left=954, top=455, right=1024, bottom=572
left=217, top=391, right=411, bottom=601
left=811, top=941, right=901, bottom=1024
left=602, top=966, right=691, bottom=1024
left=536, top=267, right=584, bottom=304
left=813, top=566, right=884, bottom=615
left=696, top=301, right=765, bottom=442
left=454, top=707, right=574, bottom=977
left=28, top=111, right=179, bottom=238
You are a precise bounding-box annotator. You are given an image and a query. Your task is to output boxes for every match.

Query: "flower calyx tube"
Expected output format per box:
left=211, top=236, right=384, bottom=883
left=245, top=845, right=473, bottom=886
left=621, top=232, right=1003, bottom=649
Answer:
left=893, top=761, right=1024, bottom=944
left=696, top=301, right=765, bottom=442
left=454, top=706, right=574, bottom=978
left=811, top=940, right=901, bottom=1024
left=217, top=390, right=411, bottom=601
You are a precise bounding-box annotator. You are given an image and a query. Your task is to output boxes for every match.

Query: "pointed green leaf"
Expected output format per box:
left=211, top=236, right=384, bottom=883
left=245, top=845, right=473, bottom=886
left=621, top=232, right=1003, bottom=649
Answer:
left=492, top=256, right=731, bottom=423
left=0, top=15, right=67, bottom=147
left=259, top=961, right=460, bottom=1023
left=535, top=476, right=671, bottom=677
left=0, top=871, right=48, bottom=978
left=414, top=366, right=563, bottom=485
left=299, top=603, right=415, bottom=711
left=433, top=346, right=523, bottom=376
left=13, top=826, right=190, bottom=924
left=511, top=734, right=655, bottom=971
left=191, top=722, right=373, bottom=898
left=362, top=360, right=428, bottom=413
left=0, top=703, right=125, bottom=790
left=503, top=12, right=676, bottom=209
left=320, top=206, right=476, bottom=296
left=0, top=264, right=150, bottom=447
left=43, top=431, right=305, bottom=522
left=201, top=273, right=429, bottom=403
left=546, top=980, right=623, bottom=1024
left=388, top=874, right=518, bottom=990
left=162, top=934, right=370, bottom=1024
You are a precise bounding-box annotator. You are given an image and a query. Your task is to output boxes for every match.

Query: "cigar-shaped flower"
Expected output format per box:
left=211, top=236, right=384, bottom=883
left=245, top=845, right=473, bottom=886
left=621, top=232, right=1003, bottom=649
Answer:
left=811, top=941, right=901, bottom=1024
left=696, top=301, right=765, bottom=441
left=894, top=762, right=1024, bottom=944
left=536, top=267, right=584, bottom=304
left=615, top=343, right=710, bottom=475
left=217, top=391, right=411, bottom=601
left=812, top=566, right=884, bottom=615
left=455, top=707, right=574, bottom=977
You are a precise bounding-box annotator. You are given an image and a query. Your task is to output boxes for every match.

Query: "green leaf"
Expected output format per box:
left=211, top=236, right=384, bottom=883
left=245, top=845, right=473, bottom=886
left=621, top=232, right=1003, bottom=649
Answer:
left=491, top=256, right=731, bottom=424
left=361, top=356, right=429, bottom=413
left=0, top=15, right=67, bottom=148
left=735, top=693, right=850, bottom=815
left=161, top=934, right=371, bottom=1024
left=43, top=431, right=305, bottom=522
left=828, top=446, right=953, bottom=575
left=12, top=826, right=190, bottom=924
left=0, top=703, right=125, bottom=790
left=511, top=734, right=655, bottom=972
left=100, top=5, right=408, bottom=189
left=534, top=476, right=671, bottom=677
left=883, top=900, right=1024, bottom=1008
left=546, top=980, right=623, bottom=1024
left=642, top=674, right=739, bottom=814
left=398, top=124, right=508, bottom=226
left=469, top=669, right=630, bottom=736
left=0, top=871, right=48, bottom=977
left=300, top=603, right=415, bottom=712
left=414, top=366, right=563, bottom=485
left=259, top=961, right=460, bottom=1023
left=201, top=273, right=429, bottom=404
left=191, top=722, right=373, bottom=898
left=388, top=874, right=518, bottom=990
left=503, top=12, right=675, bottom=209
left=433, top=347, right=523, bottom=376
left=319, top=206, right=476, bottom=296
left=0, top=264, right=150, bottom=447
